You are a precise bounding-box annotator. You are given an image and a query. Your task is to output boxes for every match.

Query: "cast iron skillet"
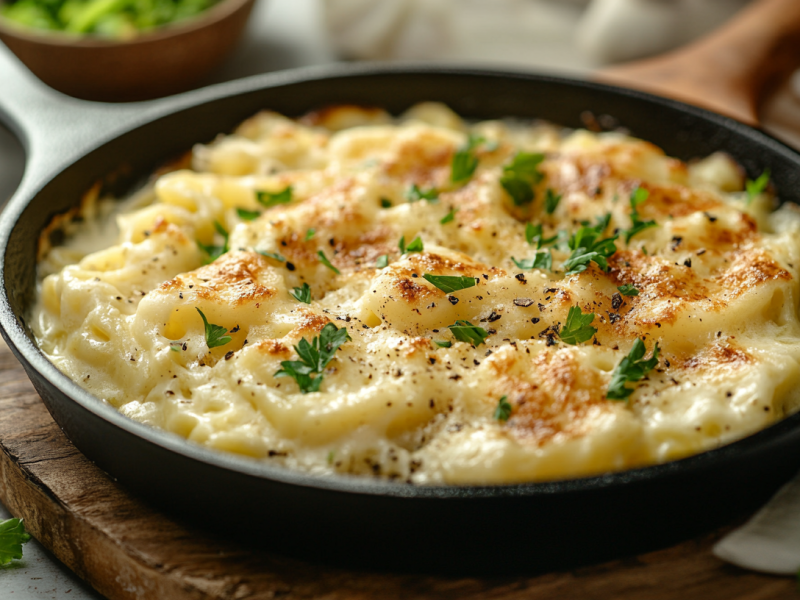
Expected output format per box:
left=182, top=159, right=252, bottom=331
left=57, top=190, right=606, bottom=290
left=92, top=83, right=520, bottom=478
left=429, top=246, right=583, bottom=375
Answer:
left=3, top=48, right=800, bottom=574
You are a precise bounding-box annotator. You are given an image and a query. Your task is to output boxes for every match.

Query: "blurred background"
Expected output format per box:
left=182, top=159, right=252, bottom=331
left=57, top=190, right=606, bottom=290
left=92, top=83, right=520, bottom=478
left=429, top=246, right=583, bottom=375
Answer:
left=2, top=0, right=800, bottom=597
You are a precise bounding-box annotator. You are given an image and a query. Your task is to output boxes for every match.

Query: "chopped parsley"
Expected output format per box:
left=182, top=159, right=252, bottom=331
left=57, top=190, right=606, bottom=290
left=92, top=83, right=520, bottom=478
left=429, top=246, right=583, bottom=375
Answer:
left=563, top=225, right=618, bottom=275
left=448, top=320, right=489, bottom=346
left=196, top=308, right=232, bottom=349
left=380, top=198, right=393, bottom=208
left=423, top=274, right=477, bottom=293
left=258, top=250, right=286, bottom=262
left=256, top=185, right=292, bottom=208
left=305, top=228, right=316, bottom=241
left=451, top=134, right=484, bottom=183
left=434, top=340, right=452, bottom=348
left=525, top=222, right=559, bottom=248
left=493, top=395, right=512, bottom=421
left=236, top=208, right=260, bottom=221
left=440, top=207, right=457, bottom=224
left=630, top=186, right=650, bottom=213
left=317, top=251, right=340, bottom=275
left=399, top=236, right=424, bottom=254
left=169, top=342, right=182, bottom=352
left=500, top=151, right=545, bottom=206
left=607, top=338, right=660, bottom=400
left=376, top=255, right=389, bottom=268
left=511, top=250, right=552, bottom=271
left=406, top=184, right=439, bottom=203
left=0, top=518, right=31, bottom=565
left=623, top=187, right=656, bottom=243
left=274, top=323, right=350, bottom=393
left=624, top=220, right=658, bottom=244
left=197, top=220, right=229, bottom=264
left=559, top=306, right=597, bottom=345
left=544, top=188, right=562, bottom=214
left=746, top=169, right=770, bottom=205
left=617, top=284, right=639, bottom=296
left=591, top=212, right=612, bottom=234
left=291, top=282, right=312, bottom=304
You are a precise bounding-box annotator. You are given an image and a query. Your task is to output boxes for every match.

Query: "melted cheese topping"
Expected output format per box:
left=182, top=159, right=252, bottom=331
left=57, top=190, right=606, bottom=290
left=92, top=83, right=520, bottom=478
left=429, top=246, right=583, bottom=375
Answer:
left=31, top=103, right=800, bottom=484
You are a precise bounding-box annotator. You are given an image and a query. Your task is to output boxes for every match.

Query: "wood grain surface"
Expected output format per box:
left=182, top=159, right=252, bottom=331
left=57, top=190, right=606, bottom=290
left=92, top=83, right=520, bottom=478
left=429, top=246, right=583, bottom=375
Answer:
left=0, top=339, right=793, bottom=600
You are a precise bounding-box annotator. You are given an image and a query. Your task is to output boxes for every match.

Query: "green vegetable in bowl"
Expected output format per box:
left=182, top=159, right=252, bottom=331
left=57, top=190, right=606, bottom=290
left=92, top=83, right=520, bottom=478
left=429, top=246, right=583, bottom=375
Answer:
left=0, top=0, right=219, bottom=39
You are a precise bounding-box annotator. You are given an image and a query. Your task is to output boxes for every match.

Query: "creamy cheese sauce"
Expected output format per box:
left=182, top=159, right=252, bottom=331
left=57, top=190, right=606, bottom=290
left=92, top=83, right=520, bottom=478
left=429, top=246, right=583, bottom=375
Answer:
left=31, top=103, right=800, bottom=484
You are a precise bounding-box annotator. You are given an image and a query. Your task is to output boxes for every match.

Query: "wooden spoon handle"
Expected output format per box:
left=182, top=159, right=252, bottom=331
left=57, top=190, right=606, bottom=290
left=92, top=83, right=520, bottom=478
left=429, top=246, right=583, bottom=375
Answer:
left=596, top=0, right=800, bottom=125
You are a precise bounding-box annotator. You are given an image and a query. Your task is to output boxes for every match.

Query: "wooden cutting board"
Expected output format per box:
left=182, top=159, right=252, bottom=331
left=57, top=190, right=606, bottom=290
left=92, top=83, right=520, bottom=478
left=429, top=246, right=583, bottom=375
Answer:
left=0, top=340, right=794, bottom=600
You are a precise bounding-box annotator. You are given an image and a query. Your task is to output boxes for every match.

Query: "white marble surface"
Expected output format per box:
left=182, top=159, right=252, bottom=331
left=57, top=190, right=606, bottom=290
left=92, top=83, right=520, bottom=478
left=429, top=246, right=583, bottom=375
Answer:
left=4, top=0, right=800, bottom=597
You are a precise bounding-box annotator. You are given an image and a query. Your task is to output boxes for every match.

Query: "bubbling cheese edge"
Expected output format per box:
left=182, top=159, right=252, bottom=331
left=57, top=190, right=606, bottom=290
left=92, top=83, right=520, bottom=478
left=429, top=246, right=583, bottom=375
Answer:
left=31, top=103, right=800, bottom=485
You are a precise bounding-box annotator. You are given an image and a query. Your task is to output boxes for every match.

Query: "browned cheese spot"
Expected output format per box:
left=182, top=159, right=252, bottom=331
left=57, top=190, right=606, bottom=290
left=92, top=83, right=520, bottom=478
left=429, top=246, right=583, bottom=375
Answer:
left=159, top=251, right=276, bottom=306
left=491, top=349, right=610, bottom=447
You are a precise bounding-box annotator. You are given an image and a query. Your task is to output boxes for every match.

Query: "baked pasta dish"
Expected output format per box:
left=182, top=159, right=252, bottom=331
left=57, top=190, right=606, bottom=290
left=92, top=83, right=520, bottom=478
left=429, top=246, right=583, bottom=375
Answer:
left=31, top=103, right=800, bottom=484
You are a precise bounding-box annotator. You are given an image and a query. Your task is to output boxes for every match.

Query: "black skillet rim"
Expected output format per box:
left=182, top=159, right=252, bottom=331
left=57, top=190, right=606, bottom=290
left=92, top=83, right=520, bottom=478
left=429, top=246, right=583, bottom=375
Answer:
left=2, top=62, right=800, bottom=501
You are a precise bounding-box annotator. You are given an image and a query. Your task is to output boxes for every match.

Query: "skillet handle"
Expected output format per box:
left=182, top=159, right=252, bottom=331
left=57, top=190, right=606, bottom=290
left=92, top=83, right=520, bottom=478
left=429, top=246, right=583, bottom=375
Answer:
left=596, top=0, right=800, bottom=126
left=0, top=44, right=146, bottom=205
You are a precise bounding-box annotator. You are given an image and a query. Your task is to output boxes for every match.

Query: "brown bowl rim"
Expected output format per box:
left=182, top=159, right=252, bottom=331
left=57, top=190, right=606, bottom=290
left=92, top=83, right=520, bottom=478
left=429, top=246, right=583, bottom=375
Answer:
left=0, top=0, right=253, bottom=47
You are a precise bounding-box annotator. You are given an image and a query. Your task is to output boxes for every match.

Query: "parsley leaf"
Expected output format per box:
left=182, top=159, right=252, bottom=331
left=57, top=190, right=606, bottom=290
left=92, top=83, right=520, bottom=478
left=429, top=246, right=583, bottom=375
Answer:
left=317, top=250, right=340, bottom=275
left=544, top=188, right=562, bottom=214
left=406, top=184, right=439, bottom=203
left=592, top=212, right=612, bottom=234
left=511, top=250, right=552, bottom=271
left=256, top=186, right=292, bottom=208
left=607, top=338, right=660, bottom=400
left=376, top=255, right=389, bottom=268
left=169, top=342, right=182, bottom=352
left=196, top=308, right=232, bottom=349
left=451, top=134, right=484, bottom=184
left=559, top=306, right=597, bottom=345
left=630, top=186, right=650, bottom=215
left=275, top=323, right=350, bottom=393
left=258, top=250, right=286, bottom=262
left=617, top=284, right=639, bottom=296
left=0, top=518, right=31, bottom=565
left=399, top=236, right=424, bottom=254
left=449, top=320, right=489, bottom=346
left=623, top=187, right=656, bottom=243
left=291, top=282, right=312, bottom=304
left=440, top=207, right=457, bottom=224
left=236, top=208, right=260, bottom=221
left=380, top=198, right=393, bottom=208
left=434, top=340, right=452, bottom=348
left=423, top=274, right=477, bottom=293
left=305, top=228, right=316, bottom=241
left=500, top=151, right=545, bottom=206
left=746, top=169, right=770, bottom=205
left=197, top=220, right=229, bottom=264
left=563, top=226, right=618, bottom=275
left=624, top=219, right=657, bottom=244
left=494, top=395, right=512, bottom=421
left=525, top=222, right=559, bottom=248
left=525, top=223, right=542, bottom=246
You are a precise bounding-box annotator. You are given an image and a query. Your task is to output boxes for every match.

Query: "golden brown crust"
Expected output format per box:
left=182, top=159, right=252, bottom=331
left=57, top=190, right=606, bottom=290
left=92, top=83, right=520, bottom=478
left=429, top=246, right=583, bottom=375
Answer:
left=502, top=349, right=609, bottom=446
left=158, top=252, right=276, bottom=306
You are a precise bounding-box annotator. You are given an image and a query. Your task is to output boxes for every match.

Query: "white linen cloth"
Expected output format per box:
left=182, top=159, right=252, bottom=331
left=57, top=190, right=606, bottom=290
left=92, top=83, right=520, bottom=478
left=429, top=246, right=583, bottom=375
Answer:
left=322, top=0, right=748, bottom=68
left=713, top=473, right=800, bottom=575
